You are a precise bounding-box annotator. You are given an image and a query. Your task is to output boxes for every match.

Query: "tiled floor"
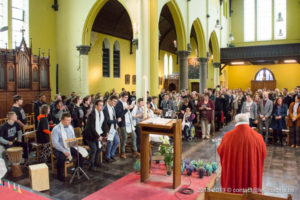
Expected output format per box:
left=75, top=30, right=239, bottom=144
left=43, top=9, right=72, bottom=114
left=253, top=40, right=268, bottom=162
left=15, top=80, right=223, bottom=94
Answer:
left=4, top=123, right=300, bottom=200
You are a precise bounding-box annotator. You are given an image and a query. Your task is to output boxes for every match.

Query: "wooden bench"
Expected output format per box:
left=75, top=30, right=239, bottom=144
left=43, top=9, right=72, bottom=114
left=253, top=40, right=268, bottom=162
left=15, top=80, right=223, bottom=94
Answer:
left=253, top=127, right=290, bottom=145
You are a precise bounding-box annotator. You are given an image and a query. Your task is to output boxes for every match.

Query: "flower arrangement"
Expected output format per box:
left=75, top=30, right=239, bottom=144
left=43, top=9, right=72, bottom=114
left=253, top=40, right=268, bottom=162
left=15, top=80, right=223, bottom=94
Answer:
left=183, top=159, right=217, bottom=178
left=159, top=136, right=173, bottom=176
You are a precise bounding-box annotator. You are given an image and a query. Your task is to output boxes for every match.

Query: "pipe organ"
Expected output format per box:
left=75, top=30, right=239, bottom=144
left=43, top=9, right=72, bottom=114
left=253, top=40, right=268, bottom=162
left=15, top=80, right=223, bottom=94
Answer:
left=0, top=37, right=51, bottom=118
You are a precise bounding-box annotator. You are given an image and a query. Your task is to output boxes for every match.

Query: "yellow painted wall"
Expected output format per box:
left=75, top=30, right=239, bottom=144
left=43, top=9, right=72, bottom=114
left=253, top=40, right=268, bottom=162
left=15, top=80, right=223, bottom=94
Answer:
left=89, top=33, right=136, bottom=95
left=227, top=64, right=300, bottom=91
left=29, top=0, right=56, bottom=98
left=231, top=0, right=300, bottom=47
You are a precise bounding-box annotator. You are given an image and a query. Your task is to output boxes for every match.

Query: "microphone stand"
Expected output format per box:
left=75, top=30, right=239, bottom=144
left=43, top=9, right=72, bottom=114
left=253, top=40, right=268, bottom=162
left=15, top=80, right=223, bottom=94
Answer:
left=68, top=138, right=90, bottom=184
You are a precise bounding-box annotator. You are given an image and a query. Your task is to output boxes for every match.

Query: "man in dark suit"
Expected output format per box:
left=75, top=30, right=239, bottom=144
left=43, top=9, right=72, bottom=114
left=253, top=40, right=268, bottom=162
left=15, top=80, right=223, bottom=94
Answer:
left=115, top=92, right=138, bottom=159
left=83, top=99, right=109, bottom=171
left=102, top=95, right=120, bottom=162
left=258, top=92, right=273, bottom=144
left=282, top=88, right=292, bottom=107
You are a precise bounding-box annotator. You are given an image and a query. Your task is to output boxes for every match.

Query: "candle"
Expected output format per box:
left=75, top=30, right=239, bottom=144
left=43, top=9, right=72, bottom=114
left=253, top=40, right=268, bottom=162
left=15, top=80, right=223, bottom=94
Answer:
left=143, top=75, right=147, bottom=118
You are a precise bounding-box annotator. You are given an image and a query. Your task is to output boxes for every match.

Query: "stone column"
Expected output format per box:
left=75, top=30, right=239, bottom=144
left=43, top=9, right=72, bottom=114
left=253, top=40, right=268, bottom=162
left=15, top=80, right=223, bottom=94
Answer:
left=76, top=45, right=91, bottom=96
left=136, top=0, right=150, bottom=98
left=213, top=62, right=221, bottom=87
left=149, top=0, right=159, bottom=96
left=178, top=50, right=190, bottom=90
left=198, top=57, right=208, bottom=93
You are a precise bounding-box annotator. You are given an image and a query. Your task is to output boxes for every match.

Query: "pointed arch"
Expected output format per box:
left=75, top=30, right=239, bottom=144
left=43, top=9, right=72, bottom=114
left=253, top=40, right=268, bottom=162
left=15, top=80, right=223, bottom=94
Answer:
left=192, top=18, right=207, bottom=58
left=82, top=0, right=134, bottom=46
left=209, top=31, right=220, bottom=62
left=163, top=0, right=187, bottom=51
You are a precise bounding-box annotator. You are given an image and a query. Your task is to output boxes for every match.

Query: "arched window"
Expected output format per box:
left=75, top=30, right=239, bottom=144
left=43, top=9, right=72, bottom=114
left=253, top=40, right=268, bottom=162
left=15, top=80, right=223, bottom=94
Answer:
left=8, top=66, right=14, bottom=81
left=102, top=39, right=110, bottom=77
left=168, top=55, right=173, bottom=75
left=33, top=67, right=38, bottom=82
left=113, top=41, right=120, bottom=78
left=40, top=64, right=48, bottom=88
left=255, top=68, right=274, bottom=81
left=164, top=53, right=168, bottom=78
left=0, top=63, right=5, bottom=88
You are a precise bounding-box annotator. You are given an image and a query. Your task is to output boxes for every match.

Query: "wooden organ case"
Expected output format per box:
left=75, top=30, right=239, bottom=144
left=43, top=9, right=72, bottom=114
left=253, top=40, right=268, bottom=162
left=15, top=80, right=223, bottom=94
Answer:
left=0, top=37, right=51, bottom=118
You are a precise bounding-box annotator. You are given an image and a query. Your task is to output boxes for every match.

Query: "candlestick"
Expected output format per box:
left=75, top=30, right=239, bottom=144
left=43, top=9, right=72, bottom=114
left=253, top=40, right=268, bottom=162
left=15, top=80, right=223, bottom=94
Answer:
left=143, top=75, right=147, bottom=118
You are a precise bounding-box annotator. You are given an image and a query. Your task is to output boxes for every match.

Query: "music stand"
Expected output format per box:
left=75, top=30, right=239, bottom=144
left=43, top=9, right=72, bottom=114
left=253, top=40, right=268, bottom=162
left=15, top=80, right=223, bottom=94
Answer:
left=65, top=137, right=90, bottom=184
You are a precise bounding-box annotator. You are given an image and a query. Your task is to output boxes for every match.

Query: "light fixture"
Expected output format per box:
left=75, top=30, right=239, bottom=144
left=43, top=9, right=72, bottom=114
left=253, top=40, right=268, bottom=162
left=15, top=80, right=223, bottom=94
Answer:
left=229, top=33, right=234, bottom=42
left=284, top=59, right=297, bottom=63
left=173, top=40, right=177, bottom=48
left=215, top=20, right=222, bottom=29
left=132, top=23, right=139, bottom=49
left=231, top=61, right=245, bottom=65
left=276, top=12, right=283, bottom=22
left=278, top=29, right=283, bottom=37
left=133, top=23, right=139, bottom=37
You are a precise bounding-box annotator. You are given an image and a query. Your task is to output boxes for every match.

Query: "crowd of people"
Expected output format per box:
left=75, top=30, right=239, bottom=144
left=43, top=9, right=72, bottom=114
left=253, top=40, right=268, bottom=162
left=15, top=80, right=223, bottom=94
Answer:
left=0, top=85, right=299, bottom=182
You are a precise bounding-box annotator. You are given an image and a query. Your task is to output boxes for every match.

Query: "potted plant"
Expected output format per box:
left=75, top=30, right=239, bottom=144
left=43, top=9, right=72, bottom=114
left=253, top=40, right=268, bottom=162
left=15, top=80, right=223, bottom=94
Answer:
left=198, top=167, right=206, bottom=178
left=159, top=136, right=173, bottom=176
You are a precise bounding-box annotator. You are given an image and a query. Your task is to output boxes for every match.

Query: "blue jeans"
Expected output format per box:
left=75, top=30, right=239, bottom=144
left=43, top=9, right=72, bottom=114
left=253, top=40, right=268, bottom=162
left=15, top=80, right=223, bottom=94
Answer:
left=106, top=132, right=119, bottom=159
left=86, top=140, right=101, bottom=167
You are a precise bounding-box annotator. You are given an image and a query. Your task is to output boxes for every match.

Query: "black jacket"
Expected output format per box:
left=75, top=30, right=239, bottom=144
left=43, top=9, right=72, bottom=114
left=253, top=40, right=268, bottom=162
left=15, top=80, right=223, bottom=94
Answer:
left=103, top=105, right=118, bottom=130
left=37, top=116, right=50, bottom=144
left=115, top=100, right=128, bottom=127
left=72, top=106, right=84, bottom=128
left=83, top=110, right=109, bottom=142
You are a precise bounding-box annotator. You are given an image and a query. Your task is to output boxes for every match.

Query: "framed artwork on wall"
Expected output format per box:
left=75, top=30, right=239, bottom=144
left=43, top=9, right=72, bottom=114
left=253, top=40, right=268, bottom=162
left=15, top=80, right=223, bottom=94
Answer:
left=132, top=75, right=136, bottom=85
left=125, top=74, right=130, bottom=84
left=159, top=76, right=163, bottom=85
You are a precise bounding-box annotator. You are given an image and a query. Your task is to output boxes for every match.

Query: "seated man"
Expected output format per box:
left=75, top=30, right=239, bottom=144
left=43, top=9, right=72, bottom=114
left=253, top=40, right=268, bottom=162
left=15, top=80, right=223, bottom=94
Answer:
left=0, top=112, right=23, bottom=160
left=217, top=113, right=266, bottom=193
left=150, top=96, right=162, bottom=116
left=51, top=112, right=87, bottom=181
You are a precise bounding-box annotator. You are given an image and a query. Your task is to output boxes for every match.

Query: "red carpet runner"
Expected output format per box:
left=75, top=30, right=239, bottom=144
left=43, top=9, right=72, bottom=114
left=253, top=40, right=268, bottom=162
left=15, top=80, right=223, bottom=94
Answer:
left=84, top=163, right=216, bottom=200
left=0, top=182, right=49, bottom=200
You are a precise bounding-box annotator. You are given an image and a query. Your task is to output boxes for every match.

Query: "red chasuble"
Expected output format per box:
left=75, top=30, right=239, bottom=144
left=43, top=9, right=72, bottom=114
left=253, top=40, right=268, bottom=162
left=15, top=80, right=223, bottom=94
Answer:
left=217, top=124, right=266, bottom=193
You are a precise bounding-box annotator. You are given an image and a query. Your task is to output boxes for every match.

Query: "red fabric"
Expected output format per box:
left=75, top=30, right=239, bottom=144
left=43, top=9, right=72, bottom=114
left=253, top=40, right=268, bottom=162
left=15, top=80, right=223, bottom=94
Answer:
left=0, top=183, right=49, bottom=200
left=37, top=114, right=46, bottom=121
left=217, top=124, right=266, bottom=193
left=221, top=111, right=224, bottom=123
left=83, top=163, right=216, bottom=200
left=43, top=129, right=51, bottom=135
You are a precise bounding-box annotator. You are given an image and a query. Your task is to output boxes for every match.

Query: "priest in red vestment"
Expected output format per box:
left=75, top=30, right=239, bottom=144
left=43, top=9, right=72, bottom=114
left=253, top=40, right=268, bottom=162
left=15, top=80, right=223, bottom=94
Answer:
left=217, top=113, right=267, bottom=193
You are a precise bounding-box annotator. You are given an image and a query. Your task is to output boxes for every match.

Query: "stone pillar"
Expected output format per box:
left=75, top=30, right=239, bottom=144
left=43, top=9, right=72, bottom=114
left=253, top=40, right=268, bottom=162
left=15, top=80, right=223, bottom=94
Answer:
left=136, top=0, right=150, bottom=98
left=198, top=57, right=208, bottom=93
left=76, top=45, right=91, bottom=96
left=178, top=50, right=190, bottom=90
left=213, top=62, right=221, bottom=87
left=149, top=0, right=159, bottom=96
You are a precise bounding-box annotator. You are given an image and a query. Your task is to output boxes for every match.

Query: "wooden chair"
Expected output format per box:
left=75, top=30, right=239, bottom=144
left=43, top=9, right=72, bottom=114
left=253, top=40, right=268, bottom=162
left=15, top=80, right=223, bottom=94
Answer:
left=49, top=134, right=74, bottom=178
left=0, top=118, right=7, bottom=126
left=26, top=114, right=35, bottom=126
left=23, top=130, right=42, bottom=162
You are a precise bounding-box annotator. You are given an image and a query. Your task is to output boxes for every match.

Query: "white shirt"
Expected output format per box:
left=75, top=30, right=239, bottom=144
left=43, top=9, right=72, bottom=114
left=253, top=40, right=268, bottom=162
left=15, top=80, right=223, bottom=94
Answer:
left=293, top=103, right=299, bottom=117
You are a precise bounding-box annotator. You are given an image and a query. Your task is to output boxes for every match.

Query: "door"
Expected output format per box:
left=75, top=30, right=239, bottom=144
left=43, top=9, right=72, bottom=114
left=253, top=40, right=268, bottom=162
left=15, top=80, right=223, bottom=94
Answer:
left=191, top=82, right=199, bottom=92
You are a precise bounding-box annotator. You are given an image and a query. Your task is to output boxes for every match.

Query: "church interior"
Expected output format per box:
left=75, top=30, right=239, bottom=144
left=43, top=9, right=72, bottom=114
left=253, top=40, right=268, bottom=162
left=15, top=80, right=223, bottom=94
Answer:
left=0, top=0, right=299, bottom=199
